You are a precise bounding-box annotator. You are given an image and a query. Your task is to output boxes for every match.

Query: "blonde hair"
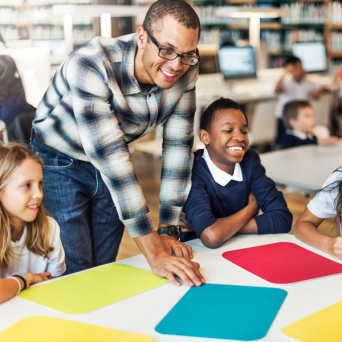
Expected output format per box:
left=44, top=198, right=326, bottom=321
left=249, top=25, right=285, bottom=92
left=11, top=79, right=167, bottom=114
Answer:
left=0, top=142, right=53, bottom=269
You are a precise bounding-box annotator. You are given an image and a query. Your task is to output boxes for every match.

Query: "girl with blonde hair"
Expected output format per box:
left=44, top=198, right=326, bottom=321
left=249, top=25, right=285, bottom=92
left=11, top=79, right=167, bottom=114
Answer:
left=0, top=143, right=65, bottom=303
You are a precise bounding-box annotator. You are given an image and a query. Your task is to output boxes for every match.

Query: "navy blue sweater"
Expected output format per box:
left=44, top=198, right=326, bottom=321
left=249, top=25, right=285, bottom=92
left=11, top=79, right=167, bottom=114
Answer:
left=182, top=149, right=292, bottom=242
left=280, top=132, right=317, bottom=150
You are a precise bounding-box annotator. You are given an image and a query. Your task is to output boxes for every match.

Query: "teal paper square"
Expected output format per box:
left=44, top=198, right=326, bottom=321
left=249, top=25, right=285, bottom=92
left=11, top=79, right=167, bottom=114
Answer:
left=155, top=284, right=287, bottom=340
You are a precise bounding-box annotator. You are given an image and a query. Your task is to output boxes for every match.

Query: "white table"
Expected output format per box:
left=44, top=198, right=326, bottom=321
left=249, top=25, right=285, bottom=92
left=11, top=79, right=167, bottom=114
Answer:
left=260, top=144, right=342, bottom=192
left=1, top=234, right=342, bottom=341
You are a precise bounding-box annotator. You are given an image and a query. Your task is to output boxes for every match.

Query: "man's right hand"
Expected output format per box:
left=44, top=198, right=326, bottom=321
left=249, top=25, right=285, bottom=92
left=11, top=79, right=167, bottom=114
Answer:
left=134, top=231, right=205, bottom=287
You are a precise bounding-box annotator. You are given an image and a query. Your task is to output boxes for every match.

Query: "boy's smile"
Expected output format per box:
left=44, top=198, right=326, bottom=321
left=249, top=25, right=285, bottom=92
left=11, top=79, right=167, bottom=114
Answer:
left=201, top=108, right=249, bottom=175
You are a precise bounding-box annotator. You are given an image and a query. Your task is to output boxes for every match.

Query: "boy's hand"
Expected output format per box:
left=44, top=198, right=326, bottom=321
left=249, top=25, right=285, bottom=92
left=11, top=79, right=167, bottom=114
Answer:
left=326, top=236, right=342, bottom=259
left=24, top=272, right=51, bottom=285
left=179, top=212, right=195, bottom=233
left=248, top=193, right=259, bottom=216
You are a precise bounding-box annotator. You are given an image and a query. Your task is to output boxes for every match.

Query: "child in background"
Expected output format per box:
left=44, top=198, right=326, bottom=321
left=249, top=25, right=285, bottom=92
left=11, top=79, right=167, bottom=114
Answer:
left=281, top=100, right=339, bottom=149
left=293, top=168, right=342, bottom=259
left=0, top=143, right=65, bottom=304
left=0, top=55, right=35, bottom=128
left=275, top=56, right=325, bottom=142
left=182, top=98, right=292, bottom=248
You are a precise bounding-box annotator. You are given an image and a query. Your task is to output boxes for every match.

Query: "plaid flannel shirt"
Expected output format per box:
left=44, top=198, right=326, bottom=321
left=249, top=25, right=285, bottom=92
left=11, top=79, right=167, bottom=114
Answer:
left=33, top=35, right=198, bottom=238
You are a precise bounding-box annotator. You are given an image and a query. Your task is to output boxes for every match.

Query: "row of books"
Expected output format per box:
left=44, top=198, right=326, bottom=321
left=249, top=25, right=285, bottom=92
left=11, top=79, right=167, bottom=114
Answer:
left=261, top=30, right=323, bottom=51
left=0, top=0, right=91, bottom=6
left=0, top=8, right=92, bottom=25
left=330, top=31, right=342, bottom=51
left=327, top=1, right=342, bottom=24
left=280, top=3, right=325, bottom=24
left=194, top=5, right=249, bottom=25
left=1, top=25, right=92, bottom=42
left=199, top=28, right=244, bottom=45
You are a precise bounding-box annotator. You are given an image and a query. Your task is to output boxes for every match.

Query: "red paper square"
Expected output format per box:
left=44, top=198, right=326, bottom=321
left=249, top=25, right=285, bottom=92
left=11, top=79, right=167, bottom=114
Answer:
left=222, top=242, right=342, bottom=284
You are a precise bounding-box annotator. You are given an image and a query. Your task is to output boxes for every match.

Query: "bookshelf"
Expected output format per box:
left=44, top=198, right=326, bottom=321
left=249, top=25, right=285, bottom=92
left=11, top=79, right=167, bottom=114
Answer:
left=192, top=0, right=342, bottom=70
left=0, top=0, right=93, bottom=64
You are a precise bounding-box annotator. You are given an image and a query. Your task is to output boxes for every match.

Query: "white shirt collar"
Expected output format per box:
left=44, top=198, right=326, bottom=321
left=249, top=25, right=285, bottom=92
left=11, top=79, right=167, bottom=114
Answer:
left=286, top=129, right=314, bottom=140
left=202, top=147, right=243, bottom=187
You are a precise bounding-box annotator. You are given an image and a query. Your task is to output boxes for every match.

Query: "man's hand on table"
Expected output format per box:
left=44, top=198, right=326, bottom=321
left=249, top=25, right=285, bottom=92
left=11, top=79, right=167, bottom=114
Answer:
left=134, top=231, right=205, bottom=287
left=158, top=222, right=193, bottom=259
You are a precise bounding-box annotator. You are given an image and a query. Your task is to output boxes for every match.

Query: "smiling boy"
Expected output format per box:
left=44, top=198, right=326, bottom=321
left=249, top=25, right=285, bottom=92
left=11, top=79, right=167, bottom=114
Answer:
left=182, top=98, right=292, bottom=248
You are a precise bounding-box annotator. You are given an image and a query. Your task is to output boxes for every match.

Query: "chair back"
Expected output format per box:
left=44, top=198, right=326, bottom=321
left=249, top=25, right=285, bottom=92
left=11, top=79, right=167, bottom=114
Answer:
left=7, top=111, right=35, bottom=144
left=311, top=92, right=333, bottom=127
left=246, top=99, right=277, bottom=146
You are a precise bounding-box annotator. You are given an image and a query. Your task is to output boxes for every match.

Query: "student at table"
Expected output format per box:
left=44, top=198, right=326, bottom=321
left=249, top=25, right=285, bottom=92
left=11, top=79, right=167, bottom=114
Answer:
left=0, top=143, right=65, bottom=304
left=31, top=0, right=204, bottom=287
left=275, top=56, right=325, bottom=143
left=0, top=55, right=35, bottom=128
left=280, top=100, right=338, bottom=149
left=182, top=98, right=292, bottom=248
left=293, top=168, right=342, bottom=259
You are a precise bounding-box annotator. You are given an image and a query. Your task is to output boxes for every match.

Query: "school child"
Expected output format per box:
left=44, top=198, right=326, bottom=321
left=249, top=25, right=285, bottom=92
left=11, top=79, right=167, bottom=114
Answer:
left=0, top=55, right=35, bottom=128
left=0, top=143, right=65, bottom=304
left=293, top=169, right=342, bottom=259
left=281, top=100, right=339, bottom=149
left=274, top=56, right=325, bottom=142
left=182, top=98, right=292, bottom=248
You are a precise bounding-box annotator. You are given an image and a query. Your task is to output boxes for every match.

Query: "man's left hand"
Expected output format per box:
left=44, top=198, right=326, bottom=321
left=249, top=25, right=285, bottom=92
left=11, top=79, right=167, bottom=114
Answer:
left=158, top=224, right=193, bottom=259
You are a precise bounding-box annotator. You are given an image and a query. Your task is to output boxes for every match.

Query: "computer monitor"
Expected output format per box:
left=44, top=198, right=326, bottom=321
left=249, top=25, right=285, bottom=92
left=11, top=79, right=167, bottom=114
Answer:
left=292, top=42, right=327, bottom=73
left=217, top=46, right=257, bottom=79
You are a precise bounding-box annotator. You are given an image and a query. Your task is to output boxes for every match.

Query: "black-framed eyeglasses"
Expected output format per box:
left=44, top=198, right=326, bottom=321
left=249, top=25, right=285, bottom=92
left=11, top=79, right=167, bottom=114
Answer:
left=145, top=29, right=200, bottom=66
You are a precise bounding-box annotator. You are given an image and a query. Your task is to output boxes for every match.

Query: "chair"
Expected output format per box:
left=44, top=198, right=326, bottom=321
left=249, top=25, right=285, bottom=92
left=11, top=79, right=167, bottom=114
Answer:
left=245, top=99, right=277, bottom=148
left=7, top=111, right=36, bottom=144
left=311, top=92, right=333, bottom=128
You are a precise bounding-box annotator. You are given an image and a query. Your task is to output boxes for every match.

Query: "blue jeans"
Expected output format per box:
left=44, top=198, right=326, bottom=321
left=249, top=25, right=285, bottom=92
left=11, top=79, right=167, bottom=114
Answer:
left=31, top=137, right=124, bottom=274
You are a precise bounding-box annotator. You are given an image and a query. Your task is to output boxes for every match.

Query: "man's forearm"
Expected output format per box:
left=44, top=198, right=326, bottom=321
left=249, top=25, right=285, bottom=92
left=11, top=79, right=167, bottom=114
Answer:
left=134, top=231, right=166, bottom=265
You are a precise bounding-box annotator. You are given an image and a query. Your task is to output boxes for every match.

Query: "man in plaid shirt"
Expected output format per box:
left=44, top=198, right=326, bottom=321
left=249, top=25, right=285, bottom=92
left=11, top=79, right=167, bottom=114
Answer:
left=31, top=0, right=204, bottom=287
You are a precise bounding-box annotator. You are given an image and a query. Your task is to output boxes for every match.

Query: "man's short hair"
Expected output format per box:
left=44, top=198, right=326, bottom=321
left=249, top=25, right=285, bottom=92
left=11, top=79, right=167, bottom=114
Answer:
left=143, top=0, right=201, bottom=39
left=200, top=98, right=248, bottom=132
left=284, top=55, right=302, bottom=67
left=282, top=100, right=312, bottom=130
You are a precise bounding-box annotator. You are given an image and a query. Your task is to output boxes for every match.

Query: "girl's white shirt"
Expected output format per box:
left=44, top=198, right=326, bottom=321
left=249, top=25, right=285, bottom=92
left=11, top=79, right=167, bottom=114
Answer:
left=0, top=217, right=66, bottom=278
left=307, top=167, right=342, bottom=233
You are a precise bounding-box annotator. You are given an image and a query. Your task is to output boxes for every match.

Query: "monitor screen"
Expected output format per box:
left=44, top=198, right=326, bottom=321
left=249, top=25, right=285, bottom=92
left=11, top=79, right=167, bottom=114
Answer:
left=292, top=42, right=327, bottom=73
left=217, top=46, right=257, bottom=79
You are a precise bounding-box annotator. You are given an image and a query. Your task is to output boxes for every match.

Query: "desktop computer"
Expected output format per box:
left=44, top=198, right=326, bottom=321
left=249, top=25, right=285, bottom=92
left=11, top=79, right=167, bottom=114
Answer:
left=217, top=45, right=257, bottom=80
left=292, top=42, right=327, bottom=73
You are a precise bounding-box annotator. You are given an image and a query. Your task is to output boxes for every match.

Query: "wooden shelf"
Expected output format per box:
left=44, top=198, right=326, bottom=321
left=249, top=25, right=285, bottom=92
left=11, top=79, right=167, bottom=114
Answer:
left=227, top=0, right=255, bottom=4
left=268, top=49, right=282, bottom=55
left=328, top=51, right=342, bottom=58
left=228, top=22, right=281, bottom=30
left=326, top=23, right=342, bottom=30
left=261, top=22, right=282, bottom=29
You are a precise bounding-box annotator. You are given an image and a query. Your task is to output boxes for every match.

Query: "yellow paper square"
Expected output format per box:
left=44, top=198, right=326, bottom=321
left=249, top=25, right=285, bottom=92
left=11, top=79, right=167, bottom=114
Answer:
left=19, top=263, right=169, bottom=314
left=282, top=300, right=342, bottom=342
left=0, top=316, right=154, bottom=342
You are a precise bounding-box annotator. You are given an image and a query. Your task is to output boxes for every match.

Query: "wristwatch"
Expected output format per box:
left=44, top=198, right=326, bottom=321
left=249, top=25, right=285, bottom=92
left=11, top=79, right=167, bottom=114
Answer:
left=158, top=225, right=181, bottom=241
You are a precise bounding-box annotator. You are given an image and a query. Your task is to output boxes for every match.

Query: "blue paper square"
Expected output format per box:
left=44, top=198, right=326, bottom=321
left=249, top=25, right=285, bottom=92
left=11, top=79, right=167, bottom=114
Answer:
left=155, top=284, right=287, bottom=341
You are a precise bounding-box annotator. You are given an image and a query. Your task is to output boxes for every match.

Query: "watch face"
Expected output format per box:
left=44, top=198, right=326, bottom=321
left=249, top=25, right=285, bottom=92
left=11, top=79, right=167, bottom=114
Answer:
left=169, top=226, right=180, bottom=240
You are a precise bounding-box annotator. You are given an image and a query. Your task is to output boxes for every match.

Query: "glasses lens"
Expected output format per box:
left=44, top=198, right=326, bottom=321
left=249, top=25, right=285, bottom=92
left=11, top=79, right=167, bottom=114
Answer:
left=159, top=49, right=177, bottom=60
left=181, top=56, right=199, bottom=65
